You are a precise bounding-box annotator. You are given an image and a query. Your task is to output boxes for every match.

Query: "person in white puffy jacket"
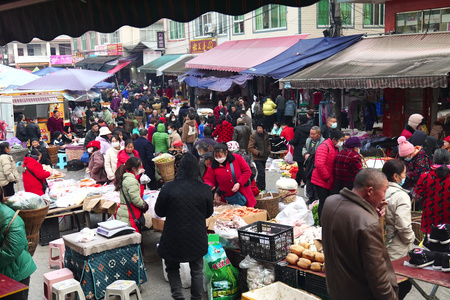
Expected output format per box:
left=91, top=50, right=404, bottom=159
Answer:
left=104, top=135, right=121, bottom=181
left=0, top=142, right=20, bottom=196
left=381, top=159, right=415, bottom=261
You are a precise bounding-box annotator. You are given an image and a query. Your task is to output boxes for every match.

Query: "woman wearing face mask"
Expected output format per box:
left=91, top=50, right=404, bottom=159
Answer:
left=95, top=126, right=113, bottom=155
left=87, top=141, right=107, bottom=184
left=168, top=123, right=181, bottom=148
left=23, top=149, right=52, bottom=196
left=334, top=137, right=363, bottom=192
left=204, top=142, right=256, bottom=207
left=271, top=122, right=282, bottom=136
left=114, top=157, right=148, bottom=233
left=117, top=139, right=140, bottom=168
left=397, top=136, right=431, bottom=192
left=105, top=135, right=121, bottom=182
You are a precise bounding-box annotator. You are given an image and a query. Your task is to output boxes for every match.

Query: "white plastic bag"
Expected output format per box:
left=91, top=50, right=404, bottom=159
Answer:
left=161, top=259, right=192, bottom=288
left=276, top=178, right=298, bottom=190
left=140, top=174, right=151, bottom=185
left=275, top=197, right=314, bottom=227
left=239, top=255, right=275, bottom=290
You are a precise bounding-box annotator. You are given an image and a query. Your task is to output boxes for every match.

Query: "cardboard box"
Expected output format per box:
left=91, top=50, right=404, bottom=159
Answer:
left=206, top=209, right=268, bottom=231
left=83, top=196, right=118, bottom=215
left=152, top=218, right=165, bottom=232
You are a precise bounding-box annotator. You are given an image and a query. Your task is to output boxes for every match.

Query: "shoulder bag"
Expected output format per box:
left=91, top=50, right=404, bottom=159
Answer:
left=223, top=162, right=247, bottom=206
left=24, top=166, right=49, bottom=192
left=121, top=187, right=146, bottom=232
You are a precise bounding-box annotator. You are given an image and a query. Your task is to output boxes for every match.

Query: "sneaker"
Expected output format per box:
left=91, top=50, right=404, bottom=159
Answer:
left=423, top=234, right=449, bottom=252
left=442, top=253, right=450, bottom=272
left=433, top=252, right=445, bottom=270
left=429, top=224, right=450, bottom=244
left=408, top=248, right=435, bottom=268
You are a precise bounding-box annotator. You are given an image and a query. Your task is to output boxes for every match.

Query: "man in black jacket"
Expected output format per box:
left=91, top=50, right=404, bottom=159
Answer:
left=84, top=123, right=99, bottom=147
left=321, top=116, right=337, bottom=140
left=290, top=115, right=312, bottom=185
left=26, top=117, right=41, bottom=141
left=133, top=129, right=157, bottom=189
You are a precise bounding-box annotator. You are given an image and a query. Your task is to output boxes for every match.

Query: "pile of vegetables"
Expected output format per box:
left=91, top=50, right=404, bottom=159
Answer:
left=286, top=242, right=325, bottom=272
left=311, top=204, right=319, bottom=226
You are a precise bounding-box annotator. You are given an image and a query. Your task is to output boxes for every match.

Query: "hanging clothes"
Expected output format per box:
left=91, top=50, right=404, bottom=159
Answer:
left=364, top=102, right=378, bottom=131
left=341, top=109, right=349, bottom=129
left=319, top=101, right=331, bottom=128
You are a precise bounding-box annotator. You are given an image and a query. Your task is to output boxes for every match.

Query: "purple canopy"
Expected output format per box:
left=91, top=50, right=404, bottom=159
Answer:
left=19, top=69, right=113, bottom=91
left=184, top=74, right=252, bottom=92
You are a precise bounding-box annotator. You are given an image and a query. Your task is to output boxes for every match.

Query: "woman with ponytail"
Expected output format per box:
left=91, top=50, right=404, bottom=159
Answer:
left=114, top=157, right=148, bottom=232
left=412, top=149, right=450, bottom=234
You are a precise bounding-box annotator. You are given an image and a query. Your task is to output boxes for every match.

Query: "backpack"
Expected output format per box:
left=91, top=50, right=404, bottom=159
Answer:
left=270, top=136, right=287, bottom=152
left=67, top=159, right=86, bottom=171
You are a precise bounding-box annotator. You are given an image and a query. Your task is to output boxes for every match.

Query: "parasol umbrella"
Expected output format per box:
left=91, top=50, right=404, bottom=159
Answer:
left=0, top=64, right=39, bottom=88
left=19, top=68, right=113, bottom=91
left=32, top=67, right=64, bottom=76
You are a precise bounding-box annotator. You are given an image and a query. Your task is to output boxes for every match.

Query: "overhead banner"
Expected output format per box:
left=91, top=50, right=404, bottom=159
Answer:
left=190, top=38, right=217, bottom=54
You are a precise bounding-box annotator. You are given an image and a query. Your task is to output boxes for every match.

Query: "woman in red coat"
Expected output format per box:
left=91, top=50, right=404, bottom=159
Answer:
left=212, top=115, right=234, bottom=143
left=117, top=139, right=140, bottom=168
left=204, top=143, right=256, bottom=207
left=23, top=150, right=52, bottom=196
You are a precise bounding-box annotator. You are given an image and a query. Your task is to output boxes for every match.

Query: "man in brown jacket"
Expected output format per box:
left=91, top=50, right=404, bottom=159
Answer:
left=248, top=121, right=270, bottom=191
left=181, top=113, right=198, bottom=154
left=322, top=168, right=399, bottom=300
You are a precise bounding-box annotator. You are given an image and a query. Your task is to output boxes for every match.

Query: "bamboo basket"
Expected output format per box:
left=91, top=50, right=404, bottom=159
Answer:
left=125, top=119, right=135, bottom=133
left=255, top=192, right=280, bottom=219
left=47, top=145, right=60, bottom=166
left=278, top=188, right=297, bottom=204
left=18, top=202, right=50, bottom=256
left=135, top=116, right=144, bottom=124
left=155, top=159, right=175, bottom=182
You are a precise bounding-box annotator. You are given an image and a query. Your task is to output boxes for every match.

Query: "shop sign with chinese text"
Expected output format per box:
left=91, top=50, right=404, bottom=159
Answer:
left=190, top=38, right=217, bottom=54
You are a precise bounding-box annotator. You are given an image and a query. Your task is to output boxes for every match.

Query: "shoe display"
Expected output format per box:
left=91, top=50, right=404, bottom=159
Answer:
left=442, top=253, right=450, bottom=272
left=429, top=224, right=450, bottom=244
left=408, top=248, right=435, bottom=268
left=432, top=252, right=444, bottom=270
left=423, top=234, right=449, bottom=252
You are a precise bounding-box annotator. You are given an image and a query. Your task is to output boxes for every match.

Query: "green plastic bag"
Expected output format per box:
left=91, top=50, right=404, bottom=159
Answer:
left=204, top=236, right=240, bottom=300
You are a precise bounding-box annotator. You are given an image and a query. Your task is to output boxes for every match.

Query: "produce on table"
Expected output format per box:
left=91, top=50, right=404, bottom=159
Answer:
left=315, top=253, right=325, bottom=263
left=297, top=258, right=312, bottom=269
left=311, top=204, right=319, bottom=226
left=310, top=262, right=324, bottom=272
left=302, top=249, right=315, bottom=261
left=289, top=245, right=305, bottom=256
left=217, top=207, right=262, bottom=220
left=285, top=227, right=324, bottom=271
left=153, top=153, right=175, bottom=163
left=286, top=253, right=299, bottom=265
left=299, top=242, right=310, bottom=249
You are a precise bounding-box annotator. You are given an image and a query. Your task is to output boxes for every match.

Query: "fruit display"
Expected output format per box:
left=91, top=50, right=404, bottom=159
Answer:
left=153, top=153, right=175, bottom=163
left=285, top=241, right=325, bottom=272
left=276, top=161, right=298, bottom=178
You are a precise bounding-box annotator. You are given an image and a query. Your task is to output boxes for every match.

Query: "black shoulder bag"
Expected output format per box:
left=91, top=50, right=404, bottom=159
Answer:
left=24, top=166, right=49, bottom=192
left=121, top=187, right=146, bottom=232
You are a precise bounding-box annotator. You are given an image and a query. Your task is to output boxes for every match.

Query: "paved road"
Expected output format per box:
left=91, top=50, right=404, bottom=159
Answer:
left=23, top=166, right=449, bottom=299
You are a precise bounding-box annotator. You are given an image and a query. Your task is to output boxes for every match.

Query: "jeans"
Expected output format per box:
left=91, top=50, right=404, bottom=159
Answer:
left=314, top=184, right=331, bottom=225
left=264, top=115, right=273, bottom=132
left=277, top=109, right=285, bottom=123
left=165, top=258, right=203, bottom=300
left=254, top=160, right=266, bottom=191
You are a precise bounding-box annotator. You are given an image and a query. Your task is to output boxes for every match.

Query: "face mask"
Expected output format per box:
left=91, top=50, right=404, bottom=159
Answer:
left=398, top=176, right=406, bottom=186
left=357, top=148, right=360, bottom=154
left=87, top=148, right=93, bottom=153
left=138, top=168, right=145, bottom=174
left=111, top=142, right=120, bottom=148
left=405, top=157, right=412, bottom=162
left=198, top=151, right=204, bottom=157
left=273, top=126, right=278, bottom=130
left=171, top=118, right=176, bottom=122
left=336, top=141, right=343, bottom=148
left=331, top=122, right=337, bottom=129
left=168, top=130, right=172, bottom=134
left=215, top=156, right=226, bottom=164
left=220, top=112, right=224, bottom=115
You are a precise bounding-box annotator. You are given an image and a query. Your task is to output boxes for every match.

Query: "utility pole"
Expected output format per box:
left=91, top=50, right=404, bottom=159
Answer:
left=330, top=0, right=342, bottom=128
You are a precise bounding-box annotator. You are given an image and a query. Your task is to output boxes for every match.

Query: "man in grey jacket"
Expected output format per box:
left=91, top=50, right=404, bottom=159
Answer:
left=233, top=118, right=252, bottom=153
left=302, top=126, right=325, bottom=204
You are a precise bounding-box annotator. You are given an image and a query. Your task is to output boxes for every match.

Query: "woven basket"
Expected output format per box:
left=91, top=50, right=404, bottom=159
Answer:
left=255, top=192, right=280, bottom=219
left=18, top=202, right=50, bottom=256
left=135, top=116, right=144, bottom=124
left=152, top=103, right=161, bottom=114
left=155, top=159, right=175, bottom=182
left=47, top=145, right=60, bottom=166
left=278, top=188, right=297, bottom=204
left=125, top=119, right=135, bottom=133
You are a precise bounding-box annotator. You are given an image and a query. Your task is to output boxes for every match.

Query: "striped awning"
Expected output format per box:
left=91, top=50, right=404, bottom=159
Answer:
left=0, top=0, right=321, bottom=45
left=13, top=95, right=60, bottom=105
left=280, top=33, right=450, bottom=90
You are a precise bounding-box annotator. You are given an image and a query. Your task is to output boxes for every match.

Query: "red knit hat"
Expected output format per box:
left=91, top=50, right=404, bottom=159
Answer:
left=86, top=140, right=101, bottom=149
left=444, top=136, right=450, bottom=143
left=159, top=117, right=166, bottom=123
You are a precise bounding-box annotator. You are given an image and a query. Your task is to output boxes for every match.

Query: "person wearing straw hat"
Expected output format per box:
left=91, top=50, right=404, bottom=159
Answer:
left=95, top=126, right=112, bottom=155
left=0, top=187, right=37, bottom=300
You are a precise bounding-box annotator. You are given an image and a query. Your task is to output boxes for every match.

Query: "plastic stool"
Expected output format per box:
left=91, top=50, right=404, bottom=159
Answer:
left=52, top=278, right=85, bottom=300
left=49, top=238, right=65, bottom=269
left=43, top=268, right=74, bottom=300
left=56, top=153, right=67, bottom=169
left=105, top=280, right=142, bottom=300
left=16, top=161, right=22, bottom=167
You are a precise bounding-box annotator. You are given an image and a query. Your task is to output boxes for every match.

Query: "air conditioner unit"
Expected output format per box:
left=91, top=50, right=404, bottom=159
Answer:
left=204, top=23, right=216, bottom=34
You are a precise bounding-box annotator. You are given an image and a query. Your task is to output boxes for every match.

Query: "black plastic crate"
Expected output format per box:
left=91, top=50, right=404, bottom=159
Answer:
left=275, top=264, right=301, bottom=289
left=305, top=272, right=329, bottom=300
left=237, top=221, right=293, bottom=262
left=39, top=217, right=60, bottom=246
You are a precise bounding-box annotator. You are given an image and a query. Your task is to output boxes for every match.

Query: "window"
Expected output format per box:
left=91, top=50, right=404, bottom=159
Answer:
left=396, top=8, right=450, bottom=34
left=89, top=32, right=97, bottom=48
left=317, top=0, right=354, bottom=27
left=81, top=34, right=87, bottom=51
left=18, top=48, right=24, bottom=56
left=363, top=4, right=385, bottom=26
left=110, top=31, right=120, bottom=44
left=140, top=23, right=163, bottom=42
left=169, top=21, right=185, bottom=40
left=50, top=47, right=56, bottom=55
left=100, top=33, right=108, bottom=45
left=59, top=44, right=70, bottom=55
left=72, top=38, right=78, bottom=53
left=194, top=13, right=212, bottom=37
left=217, top=13, right=228, bottom=35
left=233, top=15, right=244, bottom=34
left=255, top=4, right=286, bottom=31
left=27, top=44, right=41, bottom=56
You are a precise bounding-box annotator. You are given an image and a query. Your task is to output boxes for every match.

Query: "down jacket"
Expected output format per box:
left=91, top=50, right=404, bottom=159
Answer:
left=152, top=123, right=169, bottom=153
left=104, top=146, right=120, bottom=180
left=248, top=132, right=271, bottom=162
left=23, top=156, right=51, bottom=196
left=385, top=182, right=415, bottom=260
left=0, top=203, right=37, bottom=281
left=311, top=138, right=339, bottom=190
left=88, top=150, right=107, bottom=184
left=181, top=119, right=198, bottom=144
left=212, top=120, right=234, bottom=143
left=116, top=172, right=147, bottom=232
left=263, top=98, right=277, bottom=116
left=117, top=149, right=140, bottom=169
left=0, top=154, right=20, bottom=187
left=322, top=189, right=399, bottom=300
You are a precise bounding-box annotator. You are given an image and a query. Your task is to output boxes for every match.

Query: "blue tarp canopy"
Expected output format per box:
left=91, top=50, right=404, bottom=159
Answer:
left=240, top=35, right=363, bottom=79
left=184, top=74, right=253, bottom=92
